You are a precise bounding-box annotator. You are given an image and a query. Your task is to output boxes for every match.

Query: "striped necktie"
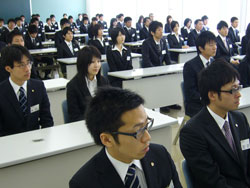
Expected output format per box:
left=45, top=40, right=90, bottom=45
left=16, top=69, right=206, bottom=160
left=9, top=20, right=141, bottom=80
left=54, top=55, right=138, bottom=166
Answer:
left=223, top=121, right=237, bottom=155
left=19, top=87, right=27, bottom=116
left=125, top=164, right=141, bottom=188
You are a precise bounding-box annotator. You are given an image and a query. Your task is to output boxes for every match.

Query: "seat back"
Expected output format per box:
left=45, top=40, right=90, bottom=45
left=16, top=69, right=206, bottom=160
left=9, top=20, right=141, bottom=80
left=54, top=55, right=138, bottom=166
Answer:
left=62, top=100, right=69, bottom=123
left=101, top=61, right=110, bottom=78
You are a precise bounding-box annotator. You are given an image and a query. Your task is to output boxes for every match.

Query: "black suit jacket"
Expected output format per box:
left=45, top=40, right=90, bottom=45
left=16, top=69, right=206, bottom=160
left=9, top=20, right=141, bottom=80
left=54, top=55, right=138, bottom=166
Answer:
left=239, top=57, right=250, bottom=87
left=180, top=107, right=250, bottom=188
left=0, top=26, right=7, bottom=42
left=241, top=36, right=249, bottom=55
left=215, top=36, right=234, bottom=63
left=66, top=74, right=109, bottom=122
left=24, top=34, right=43, bottom=49
left=124, top=27, right=137, bottom=42
left=183, top=55, right=204, bottom=117
left=88, top=38, right=109, bottom=54
left=187, top=29, right=200, bottom=47
left=164, top=23, right=172, bottom=33
left=142, top=36, right=171, bottom=67
left=69, top=144, right=183, bottom=188
left=98, top=21, right=107, bottom=29
left=80, top=24, right=89, bottom=34
left=139, top=26, right=149, bottom=40
left=136, top=22, right=143, bottom=31
left=51, top=22, right=59, bottom=30
left=55, top=30, right=64, bottom=47
left=228, top=27, right=240, bottom=53
left=181, top=27, right=192, bottom=41
left=0, top=79, right=53, bottom=136
left=14, top=26, right=27, bottom=36
left=57, top=40, right=80, bottom=58
left=167, top=34, right=184, bottom=62
left=45, top=25, right=56, bottom=32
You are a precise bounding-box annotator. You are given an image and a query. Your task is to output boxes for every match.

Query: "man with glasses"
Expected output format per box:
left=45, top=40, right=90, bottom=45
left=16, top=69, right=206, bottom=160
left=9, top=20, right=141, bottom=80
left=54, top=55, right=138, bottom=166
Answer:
left=180, top=59, right=250, bottom=188
left=69, top=87, right=182, bottom=188
left=0, top=45, right=53, bottom=136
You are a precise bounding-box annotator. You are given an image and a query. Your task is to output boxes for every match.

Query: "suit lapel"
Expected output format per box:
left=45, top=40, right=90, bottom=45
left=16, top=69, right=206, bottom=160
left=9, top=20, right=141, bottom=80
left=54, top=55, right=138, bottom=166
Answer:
left=76, top=75, right=91, bottom=97
left=217, top=37, right=229, bottom=54
left=63, top=41, right=74, bottom=56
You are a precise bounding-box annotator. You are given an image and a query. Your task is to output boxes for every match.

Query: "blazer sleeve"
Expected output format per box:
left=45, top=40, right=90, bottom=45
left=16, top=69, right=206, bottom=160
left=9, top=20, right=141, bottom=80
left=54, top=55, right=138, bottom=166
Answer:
left=163, top=41, right=171, bottom=65
left=187, top=32, right=195, bottom=47
left=239, top=60, right=250, bottom=88
left=57, top=44, right=64, bottom=58
left=142, top=41, right=154, bottom=67
left=167, top=35, right=182, bottom=49
left=39, top=82, right=54, bottom=128
left=106, top=48, right=119, bottom=71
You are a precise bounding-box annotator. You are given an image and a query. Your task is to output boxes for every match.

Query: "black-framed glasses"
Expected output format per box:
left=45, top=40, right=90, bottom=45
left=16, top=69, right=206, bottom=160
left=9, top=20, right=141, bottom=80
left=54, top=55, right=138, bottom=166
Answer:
left=14, top=61, right=33, bottom=69
left=220, top=85, right=242, bottom=95
left=111, top=117, right=154, bottom=140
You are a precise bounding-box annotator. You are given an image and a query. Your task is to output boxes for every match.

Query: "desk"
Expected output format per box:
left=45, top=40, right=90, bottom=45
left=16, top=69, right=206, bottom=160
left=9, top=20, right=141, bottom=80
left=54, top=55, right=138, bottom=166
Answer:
left=168, top=46, right=197, bottom=64
left=108, top=64, right=184, bottom=108
left=42, top=40, right=55, bottom=47
left=238, top=87, right=250, bottom=123
left=232, top=55, right=245, bottom=61
left=0, top=109, right=177, bottom=188
left=43, top=78, right=69, bottom=125
left=29, top=48, right=57, bottom=55
left=58, top=53, right=142, bottom=80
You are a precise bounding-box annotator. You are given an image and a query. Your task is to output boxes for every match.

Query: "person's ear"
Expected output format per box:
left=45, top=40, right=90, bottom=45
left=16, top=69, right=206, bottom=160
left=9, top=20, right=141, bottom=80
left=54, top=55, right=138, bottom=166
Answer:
left=100, top=132, right=116, bottom=148
left=5, top=66, right=12, bottom=73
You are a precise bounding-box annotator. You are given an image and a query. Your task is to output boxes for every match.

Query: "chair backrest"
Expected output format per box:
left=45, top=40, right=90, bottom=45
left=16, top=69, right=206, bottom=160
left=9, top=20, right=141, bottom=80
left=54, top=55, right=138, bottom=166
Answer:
left=182, top=160, right=194, bottom=188
left=62, top=100, right=70, bottom=124
left=101, top=61, right=110, bottom=78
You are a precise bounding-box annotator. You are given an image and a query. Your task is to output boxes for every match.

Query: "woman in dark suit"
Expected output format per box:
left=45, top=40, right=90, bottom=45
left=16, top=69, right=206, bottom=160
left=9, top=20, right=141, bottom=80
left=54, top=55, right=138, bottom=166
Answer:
left=181, top=18, right=192, bottom=41
left=66, top=46, right=109, bottom=122
left=167, top=21, right=189, bottom=62
left=106, top=27, right=133, bottom=88
left=88, top=24, right=109, bottom=54
left=108, top=18, right=117, bottom=36
left=164, top=15, right=172, bottom=33
left=239, top=41, right=250, bottom=87
left=136, top=15, right=144, bottom=31
left=241, top=23, right=250, bottom=55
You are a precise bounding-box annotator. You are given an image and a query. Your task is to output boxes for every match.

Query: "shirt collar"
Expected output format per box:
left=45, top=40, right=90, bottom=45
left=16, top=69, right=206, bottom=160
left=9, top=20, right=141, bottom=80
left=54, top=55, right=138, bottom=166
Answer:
left=85, top=76, right=97, bottom=82
left=9, top=77, right=27, bottom=98
left=199, top=54, right=212, bottom=67
left=112, top=45, right=127, bottom=51
left=105, top=148, right=143, bottom=183
left=125, top=26, right=131, bottom=30
left=207, top=106, right=229, bottom=131
left=154, top=39, right=161, bottom=45
left=219, top=34, right=227, bottom=41
left=195, top=29, right=200, bottom=34
left=64, top=40, right=72, bottom=46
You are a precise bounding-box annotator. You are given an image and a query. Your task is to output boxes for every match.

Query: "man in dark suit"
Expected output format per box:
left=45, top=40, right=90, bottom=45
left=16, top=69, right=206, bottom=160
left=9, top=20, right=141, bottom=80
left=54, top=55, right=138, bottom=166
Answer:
left=116, top=13, right=124, bottom=28
left=98, top=14, right=107, bottom=29
left=29, top=17, right=45, bottom=42
left=2, top=18, right=16, bottom=43
left=14, top=17, right=26, bottom=36
left=0, top=45, right=53, bottom=136
left=123, top=17, right=137, bottom=43
left=24, top=25, right=42, bottom=50
left=76, top=13, right=83, bottom=28
left=55, top=18, right=70, bottom=47
left=215, top=20, right=239, bottom=65
left=142, top=21, right=171, bottom=67
left=183, top=31, right=217, bottom=117
left=80, top=17, right=89, bottom=34
left=69, top=87, right=182, bottom=188
left=187, top=19, right=203, bottom=46
left=201, top=15, right=209, bottom=31
left=228, top=17, right=240, bottom=54
left=180, top=59, right=250, bottom=188
left=140, top=17, right=151, bottom=40
left=0, top=18, right=7, bottom=42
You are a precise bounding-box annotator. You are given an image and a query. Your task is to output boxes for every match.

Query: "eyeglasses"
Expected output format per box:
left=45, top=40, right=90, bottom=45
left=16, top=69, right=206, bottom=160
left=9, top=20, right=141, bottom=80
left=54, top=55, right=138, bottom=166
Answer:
left=111, top=117, right=154, bottom=140
left=14, top=61, right=33, bottom=69
left=220, top=85, right=242, bottom=95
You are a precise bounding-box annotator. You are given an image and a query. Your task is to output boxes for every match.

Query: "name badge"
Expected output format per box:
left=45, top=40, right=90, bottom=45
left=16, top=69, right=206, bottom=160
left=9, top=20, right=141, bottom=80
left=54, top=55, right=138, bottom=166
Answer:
left=36, top=42, right=40, bottom=46
left=132, top=33, right=135, bottom=37
left=38, top=33, right=41, bottom=37
left=241, top=139, right=250, bottom=151
left=162, top=50, right=166, bottom=55
left=30, top=104, right=39, bottom=113
left=105, top=42, right=109, bottom=46
left=229, top=44, right=233, bottom=48
left=104, top=24, right=107, bottom=27
left=127, top=56, right=131, bottom=61
left=23, top=32, right=26, bottom=35
left=74, top=48, right=79, bottom=52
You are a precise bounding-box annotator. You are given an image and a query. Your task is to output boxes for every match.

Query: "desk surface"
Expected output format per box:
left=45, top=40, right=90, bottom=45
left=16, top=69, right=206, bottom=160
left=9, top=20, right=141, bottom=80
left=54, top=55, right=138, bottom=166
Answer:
left=124, top=40, right=144, bottom=46
left=74, top=33, right=88, bottom=37
left=42, top=41, right=55, bottom=46
left=232, top=55, right=245, bottom=61
left=29, top=48, right=57, bottom=55
left=168, top=46, right=197, bottom=53
left=0, top=108, right=177, bottom=168
left=238, top=87, right=250, bottom=109
left=108, top=63, right=184, bottom=79
left=43, top=78, right=69, bottom=91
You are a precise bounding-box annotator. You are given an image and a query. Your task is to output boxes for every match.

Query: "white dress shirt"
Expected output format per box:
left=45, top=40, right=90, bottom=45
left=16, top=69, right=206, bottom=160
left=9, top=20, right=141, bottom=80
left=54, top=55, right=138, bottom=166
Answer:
left=9, top=77, right=27, bottom=100
left=85, top=76, right=97, bottom=97
left=112, top=45, right=127, bottom=56
left=64, top=40, right=74, bottom=55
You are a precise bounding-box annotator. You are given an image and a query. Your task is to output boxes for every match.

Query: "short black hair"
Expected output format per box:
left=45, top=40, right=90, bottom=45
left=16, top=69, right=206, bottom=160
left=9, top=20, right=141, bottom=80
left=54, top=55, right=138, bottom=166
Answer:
left=92, top=24, right=102, bottom=38
left=194, top=19, right=202, bottom=25
left=76, top=45, right=101, bottom=80
left=86, top=87, right=145, bottom=145
left=60, top=18, right=69, bottom=26
left=231, top=17, right=238, bottom=23
left=62, top=26, right=73, bottom=36
left=196, top=31, right=217, bottom=54
left=36, top=14, right=40, bottom=17
left=1, top=45, right=32, bottom=68
left=0, top=18, right=4, bottom=22
left=143, top=17, right=150, bottom=24
left=96, top=13, right=100, bottom=17
left=46, top=18, right=51, bottom=22
left=149, top=21, right=163, bottom=34
left=99, top=14, right=103, bottom=18
left=138, top=15, right=144, bottom=23
left=15, top=17, right=22, bottom=22
left=83, top=17, right=89, bottom=22
left=116, top=14, right=124, bottom=19
left=124, top=17, right=132, bottom=23
left=78, top=13, right=82, bottom=17
left=7, top=30, right=23, bottom=44
left=166, top=15, right=172, bottom=24
left=201, top=15, right=208, bottom=21
left=110, top=27, right=125, bottom=44
left=184, top=18, right=192, bottom=26
left=91, top=17, right=98, bottom=22
left=110, top=18, right=117, bottom=29
left=7, top=19, right=15, bottom=24
left=217, top=20, right=228, bottom=30
left=63, top=13, right=67, bottom=17
left=198, top=59, right=240, bottom=105
left=20, top=15, right=25, bottom=18
left=68, top=15, right=73, bottom=20
left=50, top=14, right=55, bottom=19
left=28, top=24, right=38, bottom=34
left=170, top=20, right=179, bottom=31
left=30, top=17, right=39, bottom=24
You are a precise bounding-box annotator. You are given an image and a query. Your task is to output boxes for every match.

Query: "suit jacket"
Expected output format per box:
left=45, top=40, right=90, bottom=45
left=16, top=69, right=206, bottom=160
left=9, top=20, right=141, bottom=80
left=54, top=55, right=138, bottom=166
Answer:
left=124, top=27, right=137, bottom=42
left=45, top=25, right=56, bottom=32
left=136, top=22, right=143, bottom=31
left=57, top=40, right=80, bottom=58
left=66, top=74, right=109, bottom=122
left=117, top=22, right=124, bottom=28
left=241, top=36, right=249, bottom=55
left=76, top=19, right=82, bottom=27
left=142, top=36, right=171, bottom=67
left=106, top=46, right=133, bottom=87
left=164, top=23, right=172, bottom=33
left=80, top=24, right=89, bottom=34
left=215, top=36, right=234, bottom=63
left=181, top=27, right=192, bottom=41
left=88, top=38, right=109, bottom=54
left=14, top=26, right=27, bottom=36
left=187, top=29, right=200, bottom=47
left=24, top=34, right=43, bottom=49
left=98, top=21, right=107, bottom=29
left=51, top=22, right=59, bottom=30
left=228, top=27, right=240, bottom=54
left=239, top=57, right=250, bottom=88
left=180, top=107, right=250, bottom=188
left=139, top=26, right=150, bottom=40
left=69, top=144, right=183, bottom=188
left=70, top=22, right=78, bottom=31
left=55, top=30, right=64, bottom=47
left=167, top=33, right=185, bottom=62
left=0, top=26, right=7, bottom=42
left=0, top=79, right=53, bottom=136
left=183, top=55, right=204, bottom=117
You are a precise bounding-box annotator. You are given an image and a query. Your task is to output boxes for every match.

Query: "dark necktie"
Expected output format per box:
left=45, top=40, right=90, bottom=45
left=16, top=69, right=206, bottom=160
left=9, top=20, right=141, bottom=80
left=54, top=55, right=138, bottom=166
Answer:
left=223, top=121, right=237, bottom=154
left=125, top=164, right=141, bottom=188
left=33, top=38, right=36, bottom=46
left=156, top=43, right=161, bottom=54
left=19, top=87, right=27, bottom=116
left=206, top=61, right=210, bottom=67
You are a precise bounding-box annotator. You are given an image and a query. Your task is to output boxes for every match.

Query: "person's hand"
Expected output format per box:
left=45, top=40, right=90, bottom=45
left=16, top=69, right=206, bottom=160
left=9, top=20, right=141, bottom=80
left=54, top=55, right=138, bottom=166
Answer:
left=231, top=59, right=240, bottom=65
